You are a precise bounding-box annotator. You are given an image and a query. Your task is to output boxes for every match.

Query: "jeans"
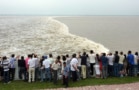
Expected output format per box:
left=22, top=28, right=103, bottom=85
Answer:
left=35, top=67, right=40, bottom=80
left=134, top=65, right=138, bottom=76
left=77, top=66, right=81, bottom=80
left=108, top=65, right=114, bottom=76
left=90, top=63, right=95, bottom=75
left=102, top=65, right=108, bottom=78
left=129, top=64, right=134, bottom=76
left=40, top=68, right=45, bottom=81
left=86, top=66, right=91, bottom=78
left=9, top=68, right=15, bottom=81
left=114, top=63, right=119, bottom=77
left=4, top=71, right=9, bottom=83
left=19, top=67, right=26, bottom=80
left=53, top=70, right=57, bottom=84
left=71, top=71, right=77, bottom=82
left=45, top=68, right=51, bottom=81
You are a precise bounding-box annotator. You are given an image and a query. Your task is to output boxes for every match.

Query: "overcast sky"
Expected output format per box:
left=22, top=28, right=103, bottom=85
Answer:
left=0, top=0, right=139, bottom=15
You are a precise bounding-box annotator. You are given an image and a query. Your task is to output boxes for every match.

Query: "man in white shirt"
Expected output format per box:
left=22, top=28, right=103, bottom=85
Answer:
left=107, top=53, right=114, bottom=76
left=28, top=55, right=36, bottom=83
left=43, top=56, right=51, bottom=81
left=70, top=54, right=78, bottom=82
left=88, top=50, right=96, bottom=76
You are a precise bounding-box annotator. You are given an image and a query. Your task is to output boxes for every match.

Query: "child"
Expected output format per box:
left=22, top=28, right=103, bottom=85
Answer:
left=63, top=62, right=69, bottom=88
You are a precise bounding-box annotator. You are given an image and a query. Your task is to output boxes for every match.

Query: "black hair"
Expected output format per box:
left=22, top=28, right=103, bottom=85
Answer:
left=115, top=51, right=118, bottom=54
left=49, top=54, right=53, bottom=58
left=66, top=54, right=69, bottom=58
left=62, top=55, right=66, bottom=61
left=90, top=50, right=94, bottom=54
left=128, top=50, right=132, bottom=54
left=135, top=52, right=138, bottom=56
left=83, top=52, right=86, bottom=56
left=63, top=62, right=66, bottom=65
left=72, top=53, right=76, bottom=58
left=21, top=56, right=24, bottom=60
left=3, top=56, right=7, bottom=60
left=120, top=51, right=123, bottom=55
left=57, top=56, right=61, bottom=60
left=11, top=54, right=15, bottom=58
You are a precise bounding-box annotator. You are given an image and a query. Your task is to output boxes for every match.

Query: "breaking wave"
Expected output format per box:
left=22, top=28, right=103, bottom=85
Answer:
left=0, top=16, right=109, bottom=56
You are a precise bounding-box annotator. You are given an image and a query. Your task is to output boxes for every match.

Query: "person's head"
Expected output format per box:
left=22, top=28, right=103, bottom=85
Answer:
left=63, top=62, right=66, bottom=67
left=103, top=53, right=106, bottom=56
left=21, top=56, right=24, bottom=60
left=128, top=50, right=132, bottom=54
left=11, top=54, right=15, bottom=58
left=66, top=54, right=69, bottom=58
left=34, top=54, right=37, bottom=58
left=90, top=50, right=94, bottom=54
left=72, top=53, right=76, bottom=58
left=57, top=56, right=61, bottom=60
left=109, top=52, right=112, bottom=55
left=135, top=52, right=138, bottom=56
left=62, top=55, right=66, bottom=61
left=29, top=54, right=33, bottom=59
left=49, top=54, right=53, bottom=58
left=3, top=56, right=7, bottom=60
left=83, top=52, right=86, bottom=56
left=120, top=51, right=123, bottom=55
left=115, top=51, right=118, bottom=55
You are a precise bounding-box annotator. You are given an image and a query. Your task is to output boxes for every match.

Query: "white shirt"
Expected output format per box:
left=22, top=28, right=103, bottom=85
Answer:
left=28, top=58, right=36, bottom=68
left=107, top=55, right=114, bottom=65
left=88, top=53, right=96, bottom=63
left=119, top=55, right=124, bottom=64
left=70, top=58, right=78, bottom=71
left=134, top=55, right=139, bottom=65
left=33, top=58, right=39, bottom=68
left=43, top=59, right=51, bottom=68
left=49, top=58, right=54, bottom=65
left=52, top=62, right=60, bottom=70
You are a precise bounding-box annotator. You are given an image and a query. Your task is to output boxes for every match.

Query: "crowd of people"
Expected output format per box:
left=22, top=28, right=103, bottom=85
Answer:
left=0, top=50, right=139, bottom=88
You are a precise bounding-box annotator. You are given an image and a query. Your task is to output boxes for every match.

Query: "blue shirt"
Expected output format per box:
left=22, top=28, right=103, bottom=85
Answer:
left=63, top=66, right=69, bottom=77
left=10, top=57, right=16, bottom=68
left=101, top=56, right=108, bottom=66
left=127, top=54, right=134, bottom=65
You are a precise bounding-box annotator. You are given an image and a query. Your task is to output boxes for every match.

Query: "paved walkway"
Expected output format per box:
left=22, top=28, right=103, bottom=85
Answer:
left=45, top=82, right=139, bottom=90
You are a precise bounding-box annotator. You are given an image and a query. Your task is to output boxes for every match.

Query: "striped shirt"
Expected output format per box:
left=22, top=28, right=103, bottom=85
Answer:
left=1, top=60, right=10, bottom=71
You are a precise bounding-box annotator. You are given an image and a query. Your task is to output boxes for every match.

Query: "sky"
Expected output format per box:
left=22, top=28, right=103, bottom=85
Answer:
left=0, top=0, right=139, bottom=15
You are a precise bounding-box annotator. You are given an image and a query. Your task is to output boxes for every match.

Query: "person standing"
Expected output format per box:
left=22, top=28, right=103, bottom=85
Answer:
left=88, top=50, right=96, bottom=76
left=9, top=54, right=16, bottom=81
left=134, top=52, right=138, bottom=76
left=107, top=53, right=114, bottom=77
left=18, top=56, right=26, bottom=81
left=28, top=55, right=36, bottom=83
left=113, top=51, right=120, bottom=77
left=39, top=56, right=45, bottom=82
left=63, top=62, right=69, bottom=88
left=127, top=51, right=134, bottom=76
left=1, top=56, right=10, bottom=84
left=51, top=60, right=59, bottom=84
left=81, top=52, right=87, bottom=79
left=101, top=53, right=108, bottom=79
left=119, top=52, right=125, bottom=77
left=43, top=56, right=51, bottom=81
left=70, top=54, right=78, bottom=82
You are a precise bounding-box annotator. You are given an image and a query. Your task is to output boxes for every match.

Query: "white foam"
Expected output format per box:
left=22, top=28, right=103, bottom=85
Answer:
left=0, top=16, right=109, bottom=56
